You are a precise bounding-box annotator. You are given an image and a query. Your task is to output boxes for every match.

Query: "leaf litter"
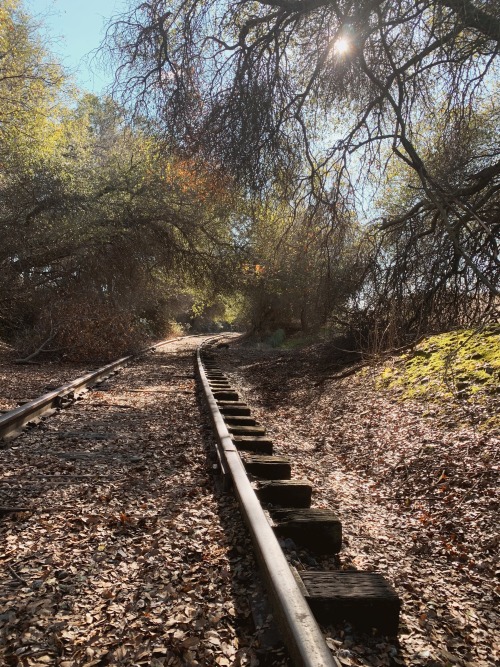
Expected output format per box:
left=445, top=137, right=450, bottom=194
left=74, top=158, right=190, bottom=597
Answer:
left=219, top=340, right=499, bottom=667
left=0, top=339, right=289, bottom=666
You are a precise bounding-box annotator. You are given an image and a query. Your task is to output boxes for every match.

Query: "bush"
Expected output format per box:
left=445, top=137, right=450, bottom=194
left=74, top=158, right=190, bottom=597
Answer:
left=15, top=296, right=151, bottom=362
left=266, top=328, right=286, bottom=348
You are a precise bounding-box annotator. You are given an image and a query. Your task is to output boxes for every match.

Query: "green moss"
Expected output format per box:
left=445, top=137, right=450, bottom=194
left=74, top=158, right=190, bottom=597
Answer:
left=377, top=325, right=500, bottom=405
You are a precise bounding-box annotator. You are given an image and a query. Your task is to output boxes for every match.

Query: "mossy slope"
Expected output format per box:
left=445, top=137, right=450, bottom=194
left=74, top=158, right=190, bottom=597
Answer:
left=379, top=325, right=500, bottom=408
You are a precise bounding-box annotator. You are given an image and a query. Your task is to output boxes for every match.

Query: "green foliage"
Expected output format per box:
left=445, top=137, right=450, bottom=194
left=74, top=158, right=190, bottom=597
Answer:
left=378, top=326, right=500, bottom=405
left=0, top=0, right=64, bottom=140
left=240, top=192, right=368, bottom=335
left=266, top=329, right=286, bottom=348
left=106, top=0, right=499, bottom=351
left=163, top=319, right=185, bottom=338
left=281, top=333, right=322, bottom=350
left=0, top=2, right=241, bottom=359
left=218, top=293, right=245, bottom=326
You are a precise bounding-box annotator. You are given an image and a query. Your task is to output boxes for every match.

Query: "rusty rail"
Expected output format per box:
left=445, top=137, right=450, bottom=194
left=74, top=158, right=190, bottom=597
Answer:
left=0, top=335, right=197, bottom=442
left=196, top=342, right=339, bottom=667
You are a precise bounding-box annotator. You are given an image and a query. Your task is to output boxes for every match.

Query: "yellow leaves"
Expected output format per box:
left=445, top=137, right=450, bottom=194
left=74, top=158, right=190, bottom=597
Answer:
left=0, top=0, right=67, bottom=173
left=242, top=263, right=265, bottom=276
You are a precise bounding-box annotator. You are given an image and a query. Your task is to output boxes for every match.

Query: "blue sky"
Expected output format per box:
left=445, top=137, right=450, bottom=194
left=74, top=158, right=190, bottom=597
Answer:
left=28, top=0, right=127, bottom=93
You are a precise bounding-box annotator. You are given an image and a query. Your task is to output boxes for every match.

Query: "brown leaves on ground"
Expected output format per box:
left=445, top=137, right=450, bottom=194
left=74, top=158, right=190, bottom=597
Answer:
left=0, top=353, right=90, bottom=412
left=0, top=340, right=289, bottom=667
left=219, top=341, right=499, bottom=667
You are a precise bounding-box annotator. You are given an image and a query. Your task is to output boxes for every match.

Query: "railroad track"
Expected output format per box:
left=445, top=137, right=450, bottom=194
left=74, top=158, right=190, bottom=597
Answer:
left=0, top=335, right=200, bottom=444
left=0, top=335, right=400, bottom=666
left=197, top=339, right=402, bottom=666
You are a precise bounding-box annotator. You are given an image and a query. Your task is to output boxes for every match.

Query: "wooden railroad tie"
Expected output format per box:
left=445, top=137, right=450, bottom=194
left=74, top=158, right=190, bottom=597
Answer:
left=219, top=404, right=251, bottom=416
left=269, top=508, right=342, bottom=554
left=218, top=399, right=250, bottom=409
left=296, top=570, right=401, bottom=636
left=231, top=435, right=274, bottom=454
left=227, top=424, right=266, bottom=436
left=242, top=454, right=292, bottom=480
left=223, top=415, right=257, bottom=427
left=213, top=390, right=240, bottom=401
left=255, top=479, right=312, bottom=508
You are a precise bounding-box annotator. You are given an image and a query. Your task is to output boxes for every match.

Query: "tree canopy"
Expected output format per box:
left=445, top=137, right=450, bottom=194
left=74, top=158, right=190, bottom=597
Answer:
left=107, top=0, right=499, bottom=326
left=2, top=0, right=498, bottom=357
left=1, top=0, right=243, bottom=359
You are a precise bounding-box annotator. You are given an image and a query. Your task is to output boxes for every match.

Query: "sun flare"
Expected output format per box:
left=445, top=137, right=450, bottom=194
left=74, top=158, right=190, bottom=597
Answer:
left=333, top=36, right=350, bottom=56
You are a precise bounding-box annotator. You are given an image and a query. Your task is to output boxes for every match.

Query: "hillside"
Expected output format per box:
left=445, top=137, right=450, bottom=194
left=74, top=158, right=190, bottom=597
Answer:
left=219, top=328, right=499, bottom=666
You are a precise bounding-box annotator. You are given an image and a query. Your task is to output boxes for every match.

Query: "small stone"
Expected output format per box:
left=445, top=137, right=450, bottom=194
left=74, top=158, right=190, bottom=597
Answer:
left=55, top=569, right=70, bottom=580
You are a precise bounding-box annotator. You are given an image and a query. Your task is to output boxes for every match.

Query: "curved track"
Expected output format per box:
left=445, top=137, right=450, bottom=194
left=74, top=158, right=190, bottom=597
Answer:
left=0, top=335, right=400, bottom=666
left=2, top=336, right=288, bottom=665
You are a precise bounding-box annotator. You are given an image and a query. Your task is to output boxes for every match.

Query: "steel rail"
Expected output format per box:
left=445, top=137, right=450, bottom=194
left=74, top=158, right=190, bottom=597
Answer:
left=0, top=335, right=198, bottom=442
left=196, top=344, right=339, bottom=667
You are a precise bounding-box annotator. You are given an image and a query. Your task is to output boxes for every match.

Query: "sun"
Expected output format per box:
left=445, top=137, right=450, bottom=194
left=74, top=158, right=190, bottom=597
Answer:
left=333, top=36, right=350, bottom=56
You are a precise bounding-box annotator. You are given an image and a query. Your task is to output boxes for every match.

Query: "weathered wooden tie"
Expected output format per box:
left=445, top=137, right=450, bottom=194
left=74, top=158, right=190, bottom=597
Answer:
left=213, top=390, right=240, bottom=401
left=256, top=480, right=312, bottom=507
left=296, top=571, right=401, bottom=636
left=243, top=454, right=292, bottom=479
left=220, top=405, right=252, bottom=416
left=232, top=435, right=274, bottom=454
left=217, top=399, right=250, bottom=409
left=223, top=415, right=257, bottom=426
left=269, top=508, right=342, bottom=554
left=227, top=423, right=266, bottom=436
